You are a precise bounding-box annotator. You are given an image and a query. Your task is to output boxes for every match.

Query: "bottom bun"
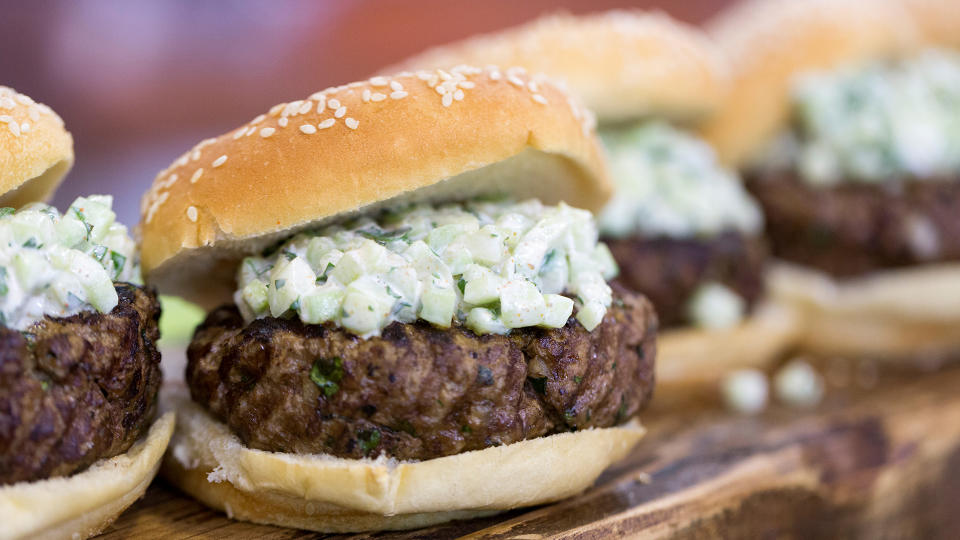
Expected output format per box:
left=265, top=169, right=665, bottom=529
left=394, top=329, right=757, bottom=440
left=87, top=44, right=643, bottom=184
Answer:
left=0, top=412, right=175, bottom=540
left=768, top=262, right=960, bottom=361
left=162, top=387, right=644, bottom=533
left=656, top=301, right=802, bottom=389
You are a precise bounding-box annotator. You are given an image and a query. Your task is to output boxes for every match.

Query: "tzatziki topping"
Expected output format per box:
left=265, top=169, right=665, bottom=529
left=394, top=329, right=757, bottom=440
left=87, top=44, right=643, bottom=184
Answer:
left=0, top=195, right=140, bottom=329
left=235, top=199, right=618, bottom=337
left=598, top=121, right=763, bottom=239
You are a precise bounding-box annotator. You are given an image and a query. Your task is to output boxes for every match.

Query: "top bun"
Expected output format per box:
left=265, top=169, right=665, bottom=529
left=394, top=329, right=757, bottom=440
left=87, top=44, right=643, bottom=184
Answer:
left=139, top=65, right=609, bottom=307
left=899, top=0, right=960, bottom=49
left=0, top=86, right=73, bottom=207
left=699, top=0, right=925, bottom=167
left=383, top=11, right=728, bottom=125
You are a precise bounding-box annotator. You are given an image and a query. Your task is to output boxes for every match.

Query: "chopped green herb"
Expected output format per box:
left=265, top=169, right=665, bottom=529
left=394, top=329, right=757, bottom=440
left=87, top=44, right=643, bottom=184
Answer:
left=461, top=424, right=472, bottom=434
left=457, top=278, right=466, bottom=294
left=309, top=356, right=344, bottom=397
left=367, top=305, right=374, bottom=311
left=72, top=207, right=92, bottom=238
left=574, top=375, right=583, bottom=384
left=541, top=249, right=557, bottom=269
left=357, top=225, right=411, bottom=243
left=0, top=267, right=8, bottom=296
left=110, top=251, right=127, bottom=279
left=275, top=279, right=286, bottom=289
left=357, top=428, right=381, bottom=455
left=616, top=395, right=629, bottom=422
left=316, top=263, right=335, bottom=284
left=40, top=380, right=49, bottom=391
left=22, top=238, right=39, bottom=248
left=289, top=297, right=301, bottom=311
left=282, top=250, right=297, bottom=261
left=0, top=207, right=14, bottom=218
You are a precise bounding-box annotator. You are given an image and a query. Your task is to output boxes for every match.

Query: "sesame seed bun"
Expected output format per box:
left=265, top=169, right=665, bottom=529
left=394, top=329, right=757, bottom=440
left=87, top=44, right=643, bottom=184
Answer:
left=899, top=0, right=960, bottom=49
left=0, top=86, right=73, bottom=208
left=382, top=11, right=728, bottom=125
left=0, top=413, right=174, bottom=540
left=768, top=263, right=960, bottom=362
left=139, top=66, right=609, bottom=307
left=699, top=0, right=921, bottom=167
left=161, top=387, right=643, bottom=533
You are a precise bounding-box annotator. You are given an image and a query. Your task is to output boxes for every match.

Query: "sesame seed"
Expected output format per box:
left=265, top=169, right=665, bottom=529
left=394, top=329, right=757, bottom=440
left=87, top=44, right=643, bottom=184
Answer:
left=459, top=81, right=475, bottom=89
left=390, top=91, right=408, bottom=99
left=15, top=94, right=32, bottom=105
left=245, top=126, right=257, bottom=136
left=20, top=122, right=30, bottom=133
left=508, top=76, right=524, bottom=87
left=192, top=150, right=201, bottom=161
left=345, top=117, right=359, bottom=130
left=309, top=91, right=326, bottom=101
left=298, top=101, right=313, bottom=115
left=232, top=129, right=245, bottom=140
left=442, top=93, right=453, bottom=107
left=438, top=69, right=452, bottom=81
left=369, top=76, right=389, bottom=87
left=417, top=72, right=432, bottom=81
left=527, top=81, right=539, bottom=92
left=278, top=117, right=289, bottom=127
left=191, top=168, right=204, bottom=183
left=168, top=173, right=179, bottom=184
left=489, top=70, right=502, bottom=80
left=8, top=122, right=19, bottom=136
left=269, top=103, right=285, bottom=115
left=371, top=92, right=387, bottom=102
left=532, top=94, right=548, bottom=105
left=27, top=108, right=39, bottom=122
left=251, top=114, right=266, bottom=124
left=362, top=89, right=371, bottom=102
left=300, top=124, right=317, bottom=134
left=454, top=89, right=464, bottom=101
left=334, top=106, right=346, bottom=118
left=0, top=114, right=11, bottom=123
left=435, top=85, right=447, bottom=95
left=318, top=118, right=335, bottom=129
left=390, top=80, right=403, bottom=91
left=315, top=95, right=326, bottom=112
left=260, top=127, right=276, bottom=137
left=0, top=98, right=14, bottom=109
left=328, top=98, right=341, bottom=109
left=212, top=155, right=227, bottom=167
left=187, top=206, right=198, bottom=222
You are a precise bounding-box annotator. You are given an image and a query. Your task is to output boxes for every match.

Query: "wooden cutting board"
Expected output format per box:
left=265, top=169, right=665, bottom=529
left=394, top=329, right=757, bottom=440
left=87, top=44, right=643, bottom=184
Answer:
left=101, top=361, right=960, bottom=539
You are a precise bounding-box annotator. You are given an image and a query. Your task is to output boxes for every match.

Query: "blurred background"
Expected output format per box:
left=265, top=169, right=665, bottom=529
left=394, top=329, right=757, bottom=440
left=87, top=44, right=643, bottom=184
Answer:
left=1, top=0, right=729, bottom=226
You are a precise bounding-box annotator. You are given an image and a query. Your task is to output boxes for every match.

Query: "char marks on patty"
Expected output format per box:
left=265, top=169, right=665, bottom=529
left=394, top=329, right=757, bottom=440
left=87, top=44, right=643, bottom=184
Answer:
left=0, top=284, right=162, bottom=485
left=186, top=284, right=656, bottom=461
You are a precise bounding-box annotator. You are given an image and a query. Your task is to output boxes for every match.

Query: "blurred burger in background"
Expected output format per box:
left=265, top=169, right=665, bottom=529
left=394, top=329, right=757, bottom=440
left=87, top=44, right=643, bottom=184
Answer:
left=141, top=67, right=656, bottom=532
left=0, top=86, right=173, bottom=540
left=389, top=11, right=801, bottom=391
left=701, top=0, right=960, bottom=362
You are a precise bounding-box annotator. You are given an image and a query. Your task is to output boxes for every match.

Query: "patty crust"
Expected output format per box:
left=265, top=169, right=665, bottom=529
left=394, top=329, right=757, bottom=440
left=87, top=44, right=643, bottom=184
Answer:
left=186, top=284, right=656, bottom=461
left=605, top=231, right=766, bottom=327
left=748, top=170, right=960, bottom=277
left=0, top=284, right=162, bottom=485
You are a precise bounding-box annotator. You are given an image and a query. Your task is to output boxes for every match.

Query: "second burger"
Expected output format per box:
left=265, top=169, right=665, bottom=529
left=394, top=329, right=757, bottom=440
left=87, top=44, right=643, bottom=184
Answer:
left=140, top=65, right=657, bottom=532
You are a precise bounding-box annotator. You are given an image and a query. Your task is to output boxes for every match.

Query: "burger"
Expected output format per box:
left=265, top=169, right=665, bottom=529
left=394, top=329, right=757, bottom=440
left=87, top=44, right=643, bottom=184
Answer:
left=141, top=66, right=656, bottom=532
left=387, top=11, right=801, bottom=391
left=701, top=0, right=960, bottom=361
left=0, top=86, right=172, bottom=540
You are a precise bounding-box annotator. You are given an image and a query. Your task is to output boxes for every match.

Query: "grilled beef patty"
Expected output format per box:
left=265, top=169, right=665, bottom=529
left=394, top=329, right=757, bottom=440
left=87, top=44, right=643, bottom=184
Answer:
left=605, top=231, right=766, bottom=328
left=0, top=284, right=162, bottom=485
left=748, top=169, right=960, bottom=277
left=186, top=284, right=656, bottom=461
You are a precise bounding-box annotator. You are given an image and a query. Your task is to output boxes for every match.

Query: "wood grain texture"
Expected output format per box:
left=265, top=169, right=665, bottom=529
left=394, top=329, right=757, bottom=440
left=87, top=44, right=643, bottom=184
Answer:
left=102, top=364, right=960, bottom=539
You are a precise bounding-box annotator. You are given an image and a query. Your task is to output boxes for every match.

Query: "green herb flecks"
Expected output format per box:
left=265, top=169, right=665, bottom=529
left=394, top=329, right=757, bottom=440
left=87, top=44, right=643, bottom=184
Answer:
left=0, top=267, right=8, bottom=296
left=357, top=428, right=381, bottom=456
left=357, top=225, right=411, bottom=244
left=0, top=207, right=14, bottom=218
left=110, top=251, right=127, bottom=279
left=310, top=356, right=344, bottom=398
left=316, top=263, right=335, bottom=285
